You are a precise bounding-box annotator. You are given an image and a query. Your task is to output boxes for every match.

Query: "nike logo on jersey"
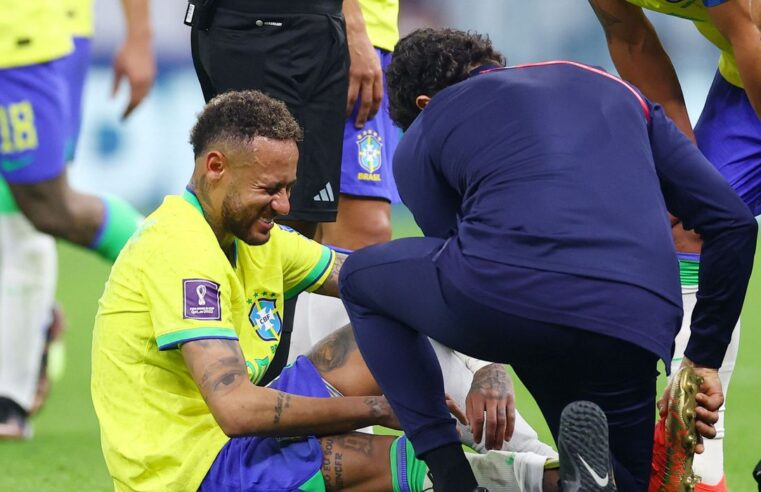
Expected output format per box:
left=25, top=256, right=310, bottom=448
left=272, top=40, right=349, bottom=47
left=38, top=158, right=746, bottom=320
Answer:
left=579, top=454, right=609, bottom=487
left=0, top=156, right=33, bottom=172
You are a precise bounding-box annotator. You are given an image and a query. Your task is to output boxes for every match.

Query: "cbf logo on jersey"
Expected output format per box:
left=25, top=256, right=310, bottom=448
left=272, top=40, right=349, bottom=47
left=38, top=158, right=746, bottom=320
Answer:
left=248, top=296, right=282, bottom=341
left=356, top=129, right=383, bottom=182
left=183, top=279, right=221, bottom=320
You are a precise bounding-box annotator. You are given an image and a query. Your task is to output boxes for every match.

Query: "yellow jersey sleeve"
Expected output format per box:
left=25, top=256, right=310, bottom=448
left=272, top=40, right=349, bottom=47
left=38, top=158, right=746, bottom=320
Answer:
left=358, top=0, right=400, bottom=52
left=274, top=225, right=336, bottom=300
left=138, top=232, right=239, bottom=351
left=0, top=0, right=73, bottom=68
left=65, top=0, right=95, bottom=38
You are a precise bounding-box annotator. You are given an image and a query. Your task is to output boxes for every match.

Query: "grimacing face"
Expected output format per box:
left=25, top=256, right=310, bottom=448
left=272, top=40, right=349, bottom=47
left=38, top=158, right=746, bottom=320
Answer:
left=221, top=137, right=298, bottom=246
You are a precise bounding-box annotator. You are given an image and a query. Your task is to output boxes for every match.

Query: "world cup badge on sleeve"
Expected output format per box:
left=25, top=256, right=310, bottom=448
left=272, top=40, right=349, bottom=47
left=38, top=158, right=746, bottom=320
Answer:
left=183, top=279, right=222, bottom=320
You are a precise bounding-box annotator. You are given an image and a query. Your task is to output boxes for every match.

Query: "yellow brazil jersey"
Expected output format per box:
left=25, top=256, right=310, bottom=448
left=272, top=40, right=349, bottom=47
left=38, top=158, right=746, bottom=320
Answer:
left=65, top=0, right=95, bottom=38
left=0, top=0, right=73, bottom=69
left=91, top=190, right=334, bottom=492
left=626, top=0, right=741, bottom=88
left=358, top=0, right=400, bottom=52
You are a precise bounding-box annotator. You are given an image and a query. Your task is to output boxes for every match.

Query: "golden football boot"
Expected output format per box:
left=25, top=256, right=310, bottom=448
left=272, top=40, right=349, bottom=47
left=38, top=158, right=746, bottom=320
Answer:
left=649, top=365, right=703, bottom=492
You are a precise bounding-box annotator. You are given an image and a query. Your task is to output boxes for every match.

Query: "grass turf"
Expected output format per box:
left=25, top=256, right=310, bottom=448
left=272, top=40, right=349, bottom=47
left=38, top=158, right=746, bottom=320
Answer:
left=0, top=205, right=758, bottom=491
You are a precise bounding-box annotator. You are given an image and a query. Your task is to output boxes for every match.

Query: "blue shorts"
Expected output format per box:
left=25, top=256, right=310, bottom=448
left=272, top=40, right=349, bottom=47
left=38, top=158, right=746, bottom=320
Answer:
left=340, top=48, right=401, bottom=203
left=61, top=37, right=92, bottom=161
left=0, top=37, right=90, bottom=185
left=199, top=356, right=328, bottom=492
left=694, top=70, right=761, bottom=216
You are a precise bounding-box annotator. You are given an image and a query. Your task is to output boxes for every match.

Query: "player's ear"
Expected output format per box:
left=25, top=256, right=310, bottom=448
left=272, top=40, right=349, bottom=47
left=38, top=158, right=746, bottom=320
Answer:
left=415, top=95, right=431, bottom=110
left=204, top=150, right=227, bottom=182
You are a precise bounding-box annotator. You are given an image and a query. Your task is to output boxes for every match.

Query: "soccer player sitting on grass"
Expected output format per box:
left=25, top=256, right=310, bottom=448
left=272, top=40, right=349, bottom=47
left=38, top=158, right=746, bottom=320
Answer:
left=91, top=90, right=560, bottom=492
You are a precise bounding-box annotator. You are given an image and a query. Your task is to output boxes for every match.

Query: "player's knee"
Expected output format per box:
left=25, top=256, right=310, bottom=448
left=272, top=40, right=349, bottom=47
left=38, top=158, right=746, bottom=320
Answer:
left=17, top=200, right=70, bottom=237
left=16, top=193, right=88, bottom=240
left=351, top=212, right=391, bottom=248
left=332, top=197, right=391, bottom=249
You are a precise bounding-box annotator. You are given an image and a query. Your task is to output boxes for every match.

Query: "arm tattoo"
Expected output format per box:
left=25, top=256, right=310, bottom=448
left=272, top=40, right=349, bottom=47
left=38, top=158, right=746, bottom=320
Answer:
left=470, top=364, right=510, bottom=399
left=307, top=324, right=358, bottom=372
left=315, top=253, right=347, bottom=297
left=201, top=356, right=247, bottom=393
left=329, top=253, right=347, bottom=285
left=272, top=391, right=292, bottom=425
left=188, top=339, right=247, bottom=398
left=589, top=0, right=623, bottom=39
left=364, top=396, right=384, bottom=418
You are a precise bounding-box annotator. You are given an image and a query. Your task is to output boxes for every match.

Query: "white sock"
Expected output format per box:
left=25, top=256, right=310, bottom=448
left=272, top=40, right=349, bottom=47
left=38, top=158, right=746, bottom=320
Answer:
left=0, top=214, right=57, bottom=411
left=673, top=285, right=736, bottom=485
left=421, top=450, right=548, bottom=492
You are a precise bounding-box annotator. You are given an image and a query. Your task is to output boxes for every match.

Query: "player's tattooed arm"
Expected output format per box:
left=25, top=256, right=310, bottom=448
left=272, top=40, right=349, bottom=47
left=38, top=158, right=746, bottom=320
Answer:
left=181, top=336, right=398, bottom=437
left=182, top=338, right=248, bottom=399
left=466, top=363, right=516, bottom=450
left=314, top=252, right=347, bottom=298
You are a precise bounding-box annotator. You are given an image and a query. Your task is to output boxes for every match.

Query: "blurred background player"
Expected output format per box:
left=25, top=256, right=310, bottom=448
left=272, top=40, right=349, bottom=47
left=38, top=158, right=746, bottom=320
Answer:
left=189, top=0, right=349, bottom=240
left=0, top=0, right=146, bottom=262
left=0, top=0, right=154, bottom=438
left=589, top=1, right=761, bottom=489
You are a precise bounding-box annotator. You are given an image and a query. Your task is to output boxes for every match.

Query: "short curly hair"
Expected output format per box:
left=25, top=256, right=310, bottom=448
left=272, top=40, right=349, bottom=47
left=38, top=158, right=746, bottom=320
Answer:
left=386, top=28, right=505, bottom=130
left=190, top=90, right=303, bottom=158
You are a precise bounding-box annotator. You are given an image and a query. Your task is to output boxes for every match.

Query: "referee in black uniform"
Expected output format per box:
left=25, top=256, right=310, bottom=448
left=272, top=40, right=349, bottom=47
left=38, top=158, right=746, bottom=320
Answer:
left=187, top=0, right=349, bottom=384
left=189, top=0, right=348, bottom=239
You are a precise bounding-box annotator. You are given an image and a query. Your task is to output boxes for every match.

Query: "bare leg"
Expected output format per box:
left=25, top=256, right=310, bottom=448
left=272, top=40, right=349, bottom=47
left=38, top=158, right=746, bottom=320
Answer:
left=10, top=171, right=103, bottom=246
left=308, top=324, right=381, bottom=397
left=317, top=195, right=391, bottom=249
left=318, top=432, right=559, bottom=492
left=320, top=433, right=395, bottom=491
left=307, top=322, right=557, bottom=458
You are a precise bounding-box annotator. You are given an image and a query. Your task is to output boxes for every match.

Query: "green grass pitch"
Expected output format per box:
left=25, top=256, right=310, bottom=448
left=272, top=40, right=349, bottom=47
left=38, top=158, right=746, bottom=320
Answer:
left=0, top=206, right=759, bottom=491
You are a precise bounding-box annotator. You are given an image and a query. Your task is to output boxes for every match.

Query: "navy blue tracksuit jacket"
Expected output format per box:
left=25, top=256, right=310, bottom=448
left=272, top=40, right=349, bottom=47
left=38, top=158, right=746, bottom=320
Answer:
left=393, top=62, right=757, bottom=368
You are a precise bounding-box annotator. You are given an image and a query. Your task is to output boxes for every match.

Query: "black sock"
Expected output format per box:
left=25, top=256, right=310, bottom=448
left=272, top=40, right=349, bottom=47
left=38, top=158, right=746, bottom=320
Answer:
left=421, top=443, right=478, bottom=492
left=0, top=397, right=26, bottom=421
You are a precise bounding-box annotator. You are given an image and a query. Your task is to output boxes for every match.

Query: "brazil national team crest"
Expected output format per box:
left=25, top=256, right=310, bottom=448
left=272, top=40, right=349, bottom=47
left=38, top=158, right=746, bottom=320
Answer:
left=356, top=130, right=383, bottom=182
left=248, top=296, right=282, bottom=341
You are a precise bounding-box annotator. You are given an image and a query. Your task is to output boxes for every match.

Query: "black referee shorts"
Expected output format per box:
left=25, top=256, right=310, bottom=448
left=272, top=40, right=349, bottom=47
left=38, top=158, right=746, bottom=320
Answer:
left=190, top=0, right=348, bottom=223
